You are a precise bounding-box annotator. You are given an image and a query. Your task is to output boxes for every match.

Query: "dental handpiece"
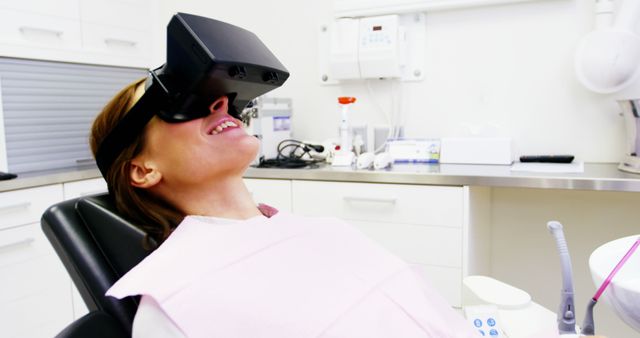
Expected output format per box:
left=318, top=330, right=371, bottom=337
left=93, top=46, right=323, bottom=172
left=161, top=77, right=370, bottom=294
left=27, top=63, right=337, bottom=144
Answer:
left=547, top=221, right=578, bottom=335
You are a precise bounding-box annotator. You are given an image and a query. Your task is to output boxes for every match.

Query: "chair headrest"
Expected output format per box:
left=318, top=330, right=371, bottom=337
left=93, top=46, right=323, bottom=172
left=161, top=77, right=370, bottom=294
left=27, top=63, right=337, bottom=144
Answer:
left=76, top=194, right=154, bottom=275
left=41, top=192, right=153, bottom=333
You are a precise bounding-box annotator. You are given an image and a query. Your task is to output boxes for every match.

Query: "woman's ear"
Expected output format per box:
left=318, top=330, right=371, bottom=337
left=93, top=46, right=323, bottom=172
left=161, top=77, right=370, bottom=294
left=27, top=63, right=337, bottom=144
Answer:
left=129, top=158, right=162, bottom=189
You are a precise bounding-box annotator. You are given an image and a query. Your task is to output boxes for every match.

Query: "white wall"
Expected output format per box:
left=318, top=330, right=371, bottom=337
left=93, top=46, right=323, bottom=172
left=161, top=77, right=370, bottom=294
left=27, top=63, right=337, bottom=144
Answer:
left=408, top=0, right=623, bottom=162
left=158, top=0, right=627, bottom=163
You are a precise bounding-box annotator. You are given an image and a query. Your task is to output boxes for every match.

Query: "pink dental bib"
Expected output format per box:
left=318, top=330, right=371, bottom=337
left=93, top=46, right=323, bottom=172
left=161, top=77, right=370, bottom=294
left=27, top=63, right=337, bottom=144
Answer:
left=107, top=212, right=477, bottom=338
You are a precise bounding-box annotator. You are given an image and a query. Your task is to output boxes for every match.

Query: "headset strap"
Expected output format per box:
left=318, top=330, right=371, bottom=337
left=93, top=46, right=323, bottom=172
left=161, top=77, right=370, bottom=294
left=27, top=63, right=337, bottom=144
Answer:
left=95, top=75, right=170, bottom=179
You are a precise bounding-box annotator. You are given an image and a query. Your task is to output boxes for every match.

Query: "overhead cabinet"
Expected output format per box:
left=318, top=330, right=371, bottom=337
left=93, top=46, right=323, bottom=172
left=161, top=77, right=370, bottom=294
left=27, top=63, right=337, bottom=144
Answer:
left=0, top=0, right=156, bottom=68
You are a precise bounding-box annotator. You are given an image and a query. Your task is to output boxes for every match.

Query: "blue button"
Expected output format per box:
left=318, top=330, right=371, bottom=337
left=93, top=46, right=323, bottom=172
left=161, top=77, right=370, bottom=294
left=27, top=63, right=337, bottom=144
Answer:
left=474, top=319, right=482, bottom=327
left=487, top=318, right=496, bottom=327
left=478, top=330, right=486, bottom=336
left=489, top=328, right=499, bottom=336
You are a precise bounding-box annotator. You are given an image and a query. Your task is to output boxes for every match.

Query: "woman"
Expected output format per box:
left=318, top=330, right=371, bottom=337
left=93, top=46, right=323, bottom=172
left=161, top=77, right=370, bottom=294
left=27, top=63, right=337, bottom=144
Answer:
left=91, top=79, right=479, bottom=337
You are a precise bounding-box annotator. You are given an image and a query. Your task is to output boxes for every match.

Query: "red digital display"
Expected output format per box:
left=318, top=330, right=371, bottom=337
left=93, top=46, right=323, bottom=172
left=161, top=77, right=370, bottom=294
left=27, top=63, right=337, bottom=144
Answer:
left=373, top=26, right=382, bottom=31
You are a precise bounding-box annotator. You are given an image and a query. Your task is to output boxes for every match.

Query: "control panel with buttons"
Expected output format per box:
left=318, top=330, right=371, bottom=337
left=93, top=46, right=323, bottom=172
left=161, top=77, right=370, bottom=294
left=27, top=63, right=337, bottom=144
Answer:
left=464, top=304, right=506, bottom=337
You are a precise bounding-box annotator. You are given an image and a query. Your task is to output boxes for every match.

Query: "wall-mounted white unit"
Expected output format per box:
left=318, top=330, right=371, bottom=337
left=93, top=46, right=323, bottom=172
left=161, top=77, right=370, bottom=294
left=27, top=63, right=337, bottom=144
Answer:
left=334, top=0, right=551, bottom=17
left=319, top=13, right=426, bottom=83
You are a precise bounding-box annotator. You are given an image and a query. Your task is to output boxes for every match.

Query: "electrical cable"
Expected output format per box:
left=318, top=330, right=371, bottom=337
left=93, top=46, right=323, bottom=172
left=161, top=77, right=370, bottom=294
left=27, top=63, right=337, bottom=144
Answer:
left=255, top=139, right=324, bottom=169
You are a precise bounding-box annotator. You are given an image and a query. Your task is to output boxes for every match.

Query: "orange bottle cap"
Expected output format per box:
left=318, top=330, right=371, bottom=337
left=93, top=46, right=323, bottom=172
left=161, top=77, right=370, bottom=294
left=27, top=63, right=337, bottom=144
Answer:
left=338, top=97, right=356, bottom=104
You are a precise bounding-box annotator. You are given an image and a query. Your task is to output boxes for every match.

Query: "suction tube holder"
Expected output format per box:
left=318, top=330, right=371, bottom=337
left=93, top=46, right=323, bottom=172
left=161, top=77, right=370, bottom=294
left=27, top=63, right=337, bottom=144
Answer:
left=95, top=12, right=289, bottom=180
left=547, top=221, right=577, bottom=335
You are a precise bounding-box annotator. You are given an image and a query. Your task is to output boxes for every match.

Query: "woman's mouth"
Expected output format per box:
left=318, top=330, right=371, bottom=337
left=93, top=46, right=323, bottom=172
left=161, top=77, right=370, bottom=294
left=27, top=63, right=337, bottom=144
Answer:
left=207, top=119, right=240, bottom=135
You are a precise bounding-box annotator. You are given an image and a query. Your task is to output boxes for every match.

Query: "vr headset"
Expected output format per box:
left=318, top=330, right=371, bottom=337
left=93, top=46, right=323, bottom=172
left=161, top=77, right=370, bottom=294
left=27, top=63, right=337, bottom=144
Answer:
left=95, top=13, right=289, bottom=178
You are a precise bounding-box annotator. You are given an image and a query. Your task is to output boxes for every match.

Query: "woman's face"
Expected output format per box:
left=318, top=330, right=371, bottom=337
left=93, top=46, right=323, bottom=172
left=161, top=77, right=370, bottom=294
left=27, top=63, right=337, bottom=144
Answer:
left=134, top=95, right=259, bottom=187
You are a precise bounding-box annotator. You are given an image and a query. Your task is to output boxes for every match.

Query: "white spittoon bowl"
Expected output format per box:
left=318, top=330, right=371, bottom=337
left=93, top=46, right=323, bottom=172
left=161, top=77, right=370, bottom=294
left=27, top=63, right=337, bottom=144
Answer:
left=589, top=235, right=640, bottom=332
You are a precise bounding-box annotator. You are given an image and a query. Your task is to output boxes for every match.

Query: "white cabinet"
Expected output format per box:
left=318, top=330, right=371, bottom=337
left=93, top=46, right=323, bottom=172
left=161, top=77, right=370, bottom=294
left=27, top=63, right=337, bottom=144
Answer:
left=0, top=0, right=156, bottom=68
left=0, top=184, right=71, bottom=338
left=77, top=0, right=155, bottom=68
left=63, top=178, right=108, bottom=200
left=0, top=178, right=109, bottom=338
left=0, top=9, right=82, bottom=50
left=244, top=178, right=292, bottom=212
left=292, top=180, right=490, bottom=307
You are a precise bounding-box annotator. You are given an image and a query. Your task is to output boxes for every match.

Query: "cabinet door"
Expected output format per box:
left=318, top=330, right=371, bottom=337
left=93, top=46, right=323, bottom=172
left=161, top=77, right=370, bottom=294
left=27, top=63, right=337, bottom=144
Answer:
left=411, top=264, right=462, bottom=307
left=0, top=9, right=81, bottom=50
left=348, top=220, right=462, bottom=268
left=79, top=0, right=152, bottom=29
left=78, top=0, right=154, bottom=68
left=0, top=185, right=72, bottom=338
left=81, top=23, right=152, bottom=68
left=244, top=179, right=292, bottom=212
left=292, top=180, right=465, bottom=307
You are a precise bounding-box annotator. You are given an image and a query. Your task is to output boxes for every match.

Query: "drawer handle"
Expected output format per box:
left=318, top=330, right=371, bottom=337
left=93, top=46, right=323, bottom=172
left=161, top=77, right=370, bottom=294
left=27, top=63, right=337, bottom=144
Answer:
left=0, top=237, right=35, bottom=250
left=104, top=38, right=137, bottom=48
left=343, top=196, right=397, bottom=204
left=76, top=158, right=96, bottom=166
left=19, top=26, right=64, bottom=38
left=0, top=202, right=31, bottom=213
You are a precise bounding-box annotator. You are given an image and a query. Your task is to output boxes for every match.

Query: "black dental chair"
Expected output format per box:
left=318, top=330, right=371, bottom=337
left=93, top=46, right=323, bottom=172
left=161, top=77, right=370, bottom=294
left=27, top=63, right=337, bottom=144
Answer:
left=41, top=193, right=154, bottom=338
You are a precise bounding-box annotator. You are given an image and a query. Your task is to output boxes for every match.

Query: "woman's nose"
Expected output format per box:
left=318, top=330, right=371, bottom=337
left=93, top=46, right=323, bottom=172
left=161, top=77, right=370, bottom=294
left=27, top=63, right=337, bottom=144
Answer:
left=209, top=96, right=229, bottom=115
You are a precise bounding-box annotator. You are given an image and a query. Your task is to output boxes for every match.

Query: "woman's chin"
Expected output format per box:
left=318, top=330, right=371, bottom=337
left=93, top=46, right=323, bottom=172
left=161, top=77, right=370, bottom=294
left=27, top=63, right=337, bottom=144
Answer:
left=226, top=136, right=260, bottom=170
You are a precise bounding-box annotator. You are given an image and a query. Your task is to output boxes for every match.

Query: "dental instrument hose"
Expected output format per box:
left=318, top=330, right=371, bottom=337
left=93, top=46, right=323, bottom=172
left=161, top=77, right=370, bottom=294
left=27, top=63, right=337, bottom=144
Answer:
left=581, top=236, right=640, bottom=335
left=547, top=221, right=577, bottom=335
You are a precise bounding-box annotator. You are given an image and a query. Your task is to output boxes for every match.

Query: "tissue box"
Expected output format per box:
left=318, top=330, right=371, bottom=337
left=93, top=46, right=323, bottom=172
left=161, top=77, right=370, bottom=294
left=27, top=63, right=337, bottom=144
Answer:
left=440, top=137, right=512, bottom=165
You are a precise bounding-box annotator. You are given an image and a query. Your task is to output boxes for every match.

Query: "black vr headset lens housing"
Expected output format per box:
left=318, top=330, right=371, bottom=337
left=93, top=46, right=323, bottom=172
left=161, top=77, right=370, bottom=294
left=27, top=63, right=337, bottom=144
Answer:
left=95, top=13, right=289, bottom=179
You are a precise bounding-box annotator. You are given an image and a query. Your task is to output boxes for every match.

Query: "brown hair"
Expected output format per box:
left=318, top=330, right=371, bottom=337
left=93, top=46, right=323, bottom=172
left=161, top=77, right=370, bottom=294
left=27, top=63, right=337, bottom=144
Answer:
left=90, top=78, right=184, bottom=247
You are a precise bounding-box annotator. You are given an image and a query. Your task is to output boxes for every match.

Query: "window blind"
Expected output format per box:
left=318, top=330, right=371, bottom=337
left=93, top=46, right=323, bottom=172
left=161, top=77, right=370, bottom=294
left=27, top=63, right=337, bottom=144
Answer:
left=0, top=57, right=147, bottom=174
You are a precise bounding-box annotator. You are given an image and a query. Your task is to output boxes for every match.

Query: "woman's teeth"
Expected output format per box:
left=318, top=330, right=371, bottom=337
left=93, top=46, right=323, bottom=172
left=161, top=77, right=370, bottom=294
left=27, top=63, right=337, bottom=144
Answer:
left=210, top=121, right=238, bottom=135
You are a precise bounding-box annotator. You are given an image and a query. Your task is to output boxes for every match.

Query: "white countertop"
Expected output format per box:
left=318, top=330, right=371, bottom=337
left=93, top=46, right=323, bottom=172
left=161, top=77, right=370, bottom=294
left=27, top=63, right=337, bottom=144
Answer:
left=2, top=162, right=640, bottom=193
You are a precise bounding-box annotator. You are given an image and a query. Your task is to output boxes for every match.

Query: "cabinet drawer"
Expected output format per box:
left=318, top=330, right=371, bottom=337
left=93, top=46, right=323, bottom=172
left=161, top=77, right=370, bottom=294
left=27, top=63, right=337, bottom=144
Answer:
left=244, top=178, right=292, bottom=212
left=292, top=181, right=463, bottom=227
left=80, top=0, right=152, bottom=29
left=0, top=284, right=73, bottom=338
left=0, top=222, right=58, bottom=269
left=63, top=178, right=108, bottom=200
left=0, top=249, right=67, bottom=302
left=411, top=264, right=462, bottom=307
left=350, top=220, right=462, bottom=268
left=0, top=184, right=63, bottom=231
left=81, top=23, right=151, bottom=60
left=0, top=223, right=73, bottom=337
left=0, top=0, right=80, bottom=19
left=0, top=223, right=39, bottom=263
left=0, top=9, right=81, bottom=50
left=0, top=258, right=73, bottom=338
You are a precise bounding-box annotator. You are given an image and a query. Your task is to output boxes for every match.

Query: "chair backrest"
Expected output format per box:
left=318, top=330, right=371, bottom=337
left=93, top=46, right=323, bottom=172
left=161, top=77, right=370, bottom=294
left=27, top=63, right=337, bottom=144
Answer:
left=41, top=193, right=154, bottom=334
